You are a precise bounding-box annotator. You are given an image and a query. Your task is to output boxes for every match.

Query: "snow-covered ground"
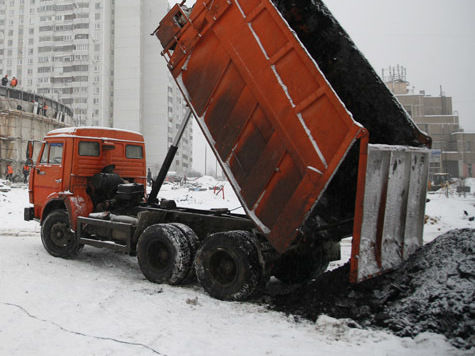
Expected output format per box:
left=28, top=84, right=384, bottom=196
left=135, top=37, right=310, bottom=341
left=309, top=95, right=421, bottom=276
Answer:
left=0, top=178, right=473, bottom=355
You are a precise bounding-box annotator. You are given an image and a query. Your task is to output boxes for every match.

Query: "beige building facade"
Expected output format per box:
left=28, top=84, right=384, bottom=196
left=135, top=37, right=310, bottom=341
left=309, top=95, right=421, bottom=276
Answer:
left=384, top=68, right=473, bottom=179
left=0, top=88, right=71, bottom=180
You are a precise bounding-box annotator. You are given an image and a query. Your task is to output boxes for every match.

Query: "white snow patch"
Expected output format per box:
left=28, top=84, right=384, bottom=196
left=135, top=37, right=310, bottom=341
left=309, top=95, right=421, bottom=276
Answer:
left=0, top=184, right=469, bottom=355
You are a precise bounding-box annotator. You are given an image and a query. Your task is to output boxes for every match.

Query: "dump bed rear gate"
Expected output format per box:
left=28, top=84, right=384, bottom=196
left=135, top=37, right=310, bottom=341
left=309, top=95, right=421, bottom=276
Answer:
left=351, top=145, right=429, bottom=282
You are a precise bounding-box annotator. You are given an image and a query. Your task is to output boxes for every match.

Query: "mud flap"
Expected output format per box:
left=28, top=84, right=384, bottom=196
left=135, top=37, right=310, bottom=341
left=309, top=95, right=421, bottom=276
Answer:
left=350, top=144, right=430, bottom=283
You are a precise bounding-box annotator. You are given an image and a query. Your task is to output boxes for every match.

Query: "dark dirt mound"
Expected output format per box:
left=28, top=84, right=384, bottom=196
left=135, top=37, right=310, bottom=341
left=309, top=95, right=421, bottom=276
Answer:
left=268, top=229, right=475, bottom=349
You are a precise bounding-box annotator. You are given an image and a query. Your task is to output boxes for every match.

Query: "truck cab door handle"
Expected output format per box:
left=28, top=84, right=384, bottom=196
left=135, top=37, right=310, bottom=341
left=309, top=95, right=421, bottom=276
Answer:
left=37, top=169, right=45, bottom=175
left=55, top=179, right=62, bottom=183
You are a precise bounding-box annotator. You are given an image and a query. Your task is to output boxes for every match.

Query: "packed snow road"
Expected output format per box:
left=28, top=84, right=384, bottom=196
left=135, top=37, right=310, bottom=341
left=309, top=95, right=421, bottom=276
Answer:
left=0, top=180, right=473, bottom=355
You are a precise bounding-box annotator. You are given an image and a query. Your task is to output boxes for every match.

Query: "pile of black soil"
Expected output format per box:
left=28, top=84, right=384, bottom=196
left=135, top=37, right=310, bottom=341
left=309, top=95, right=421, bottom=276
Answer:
left=268, top=229, right=475, bottom=349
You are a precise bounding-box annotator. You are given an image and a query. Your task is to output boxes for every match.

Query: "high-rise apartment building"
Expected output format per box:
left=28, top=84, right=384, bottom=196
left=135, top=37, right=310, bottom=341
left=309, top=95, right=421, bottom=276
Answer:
left=113, top=0, right=192, bottom=175
left=0, top=0, right=192, bottom=175
left=0, top=0, right=113, bottom=127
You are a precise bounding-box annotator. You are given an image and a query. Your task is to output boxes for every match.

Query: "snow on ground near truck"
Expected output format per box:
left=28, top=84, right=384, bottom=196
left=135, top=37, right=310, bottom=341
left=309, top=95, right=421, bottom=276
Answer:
left=0, top=179, right=473, bottom=355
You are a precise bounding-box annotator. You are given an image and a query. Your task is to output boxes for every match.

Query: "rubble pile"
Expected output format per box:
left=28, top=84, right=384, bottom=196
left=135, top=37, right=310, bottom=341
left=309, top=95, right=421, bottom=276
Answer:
left=270, top=229, right=475, bottom=348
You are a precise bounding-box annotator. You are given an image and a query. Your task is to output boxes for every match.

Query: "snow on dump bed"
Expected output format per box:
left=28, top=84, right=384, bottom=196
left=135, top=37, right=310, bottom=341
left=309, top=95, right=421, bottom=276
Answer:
left=270, top=229, right=475, bottom=349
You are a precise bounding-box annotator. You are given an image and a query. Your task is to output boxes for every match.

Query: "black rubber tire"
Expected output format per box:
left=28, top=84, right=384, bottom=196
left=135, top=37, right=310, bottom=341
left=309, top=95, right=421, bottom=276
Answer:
left=137, top=223, right=192, bottom=285
left=272, top=247, right=329, bottom=284
left=41, top=210, right=81, bottom=258
left=169, top=223, right=200, bottom=284
left=195, top=231, right=262, bottom=301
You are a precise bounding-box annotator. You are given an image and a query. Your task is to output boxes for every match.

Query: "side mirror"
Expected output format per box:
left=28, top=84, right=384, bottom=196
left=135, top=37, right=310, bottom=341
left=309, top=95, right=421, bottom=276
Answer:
left=26, top=141, right=34, bottom=162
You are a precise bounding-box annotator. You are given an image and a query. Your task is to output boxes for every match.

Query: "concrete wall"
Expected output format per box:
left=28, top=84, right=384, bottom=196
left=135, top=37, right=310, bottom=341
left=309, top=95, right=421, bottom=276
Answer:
left=451, top=132, right=475, bottom=178
left=423, top=96, right=452, bottom=116
left=0, top=109, right=66, bottom=180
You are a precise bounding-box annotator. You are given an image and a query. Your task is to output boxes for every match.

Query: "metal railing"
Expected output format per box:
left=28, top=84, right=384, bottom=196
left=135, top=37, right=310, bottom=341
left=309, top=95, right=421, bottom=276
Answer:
left=0, top=86, right=73, bottom=118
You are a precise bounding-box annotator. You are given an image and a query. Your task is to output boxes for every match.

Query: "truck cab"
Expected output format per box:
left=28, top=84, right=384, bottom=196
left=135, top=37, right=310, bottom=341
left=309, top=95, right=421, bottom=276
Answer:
left=25, top=127, right=146, bottom=235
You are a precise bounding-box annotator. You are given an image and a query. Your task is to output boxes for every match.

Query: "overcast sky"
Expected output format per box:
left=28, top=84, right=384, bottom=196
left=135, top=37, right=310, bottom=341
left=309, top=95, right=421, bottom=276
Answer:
left=324, top=0, right=475, bottom=131
left=168, top=0, right=475, bottom=172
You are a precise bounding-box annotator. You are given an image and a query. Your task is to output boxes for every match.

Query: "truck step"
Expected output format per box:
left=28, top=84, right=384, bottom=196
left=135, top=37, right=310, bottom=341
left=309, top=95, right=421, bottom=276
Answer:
left=77, top=216, right=135, bottom=254
left=78, top=237, right=129, bottom=253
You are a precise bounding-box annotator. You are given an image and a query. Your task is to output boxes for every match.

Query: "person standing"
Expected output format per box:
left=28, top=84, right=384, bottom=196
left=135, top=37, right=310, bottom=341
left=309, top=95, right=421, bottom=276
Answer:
left=1, top=74, right=8, bottom=86
left=6, top=164, right=13, bottom=181
left=23, top=164, right=30, bottom=183
left=147, top=168, right=152, bottom=186
left=10, top=76, right=17, bottom=88
left=42, top=102, right=48, bottom=115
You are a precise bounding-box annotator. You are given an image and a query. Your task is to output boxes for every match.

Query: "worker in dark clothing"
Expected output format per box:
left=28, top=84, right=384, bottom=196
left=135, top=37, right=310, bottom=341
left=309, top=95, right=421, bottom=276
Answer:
left=147, top=168, right=153, bottom=186
left=23, top=164, right=30, bottom=183
left=1, top=75, right=8, bottom=86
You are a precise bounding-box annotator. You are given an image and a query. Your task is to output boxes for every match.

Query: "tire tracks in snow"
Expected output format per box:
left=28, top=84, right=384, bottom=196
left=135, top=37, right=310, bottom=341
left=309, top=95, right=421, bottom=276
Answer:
left=0, top=302, right=165, bottom=355
left=0, top=230, right=39, bottom=237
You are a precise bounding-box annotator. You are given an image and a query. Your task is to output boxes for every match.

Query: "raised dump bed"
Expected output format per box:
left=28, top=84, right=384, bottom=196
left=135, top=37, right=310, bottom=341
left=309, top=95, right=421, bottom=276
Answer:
left=155, top=0, right=431, bottom=286
left=156, top=0, right=367, bottom=252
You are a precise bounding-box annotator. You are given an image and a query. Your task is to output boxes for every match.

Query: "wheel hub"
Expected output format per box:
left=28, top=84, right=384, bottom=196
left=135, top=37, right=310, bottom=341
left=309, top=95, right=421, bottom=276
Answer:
left=210, top=251, right=237, bottom=285
left=50, top=223, right=71, bottom=247
left=148, top=241, right=170, bottom=269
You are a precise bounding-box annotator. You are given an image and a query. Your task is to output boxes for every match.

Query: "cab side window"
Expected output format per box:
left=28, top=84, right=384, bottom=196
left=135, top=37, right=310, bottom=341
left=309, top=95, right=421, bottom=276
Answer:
left=39, top=142, right=64, bottom=165
left=79, top=141, right=100, bottom=156
left=126, top=145, right=143, bottom=159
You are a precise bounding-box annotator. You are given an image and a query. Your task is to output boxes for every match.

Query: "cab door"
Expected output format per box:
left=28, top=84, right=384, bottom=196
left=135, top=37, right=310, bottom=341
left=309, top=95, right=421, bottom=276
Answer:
left=33, top=141, right=65, bottom=218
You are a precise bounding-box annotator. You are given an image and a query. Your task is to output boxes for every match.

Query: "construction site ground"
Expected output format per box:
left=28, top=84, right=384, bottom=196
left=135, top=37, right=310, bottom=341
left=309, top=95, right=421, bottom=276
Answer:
left=267, top=228, right=474, bottom=349
left=0, top=178, right=473, bottom=354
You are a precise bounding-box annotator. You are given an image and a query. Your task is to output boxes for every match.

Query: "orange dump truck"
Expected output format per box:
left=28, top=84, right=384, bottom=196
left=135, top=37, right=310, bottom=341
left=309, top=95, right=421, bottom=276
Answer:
left=25, top=0, right=430, bottom=301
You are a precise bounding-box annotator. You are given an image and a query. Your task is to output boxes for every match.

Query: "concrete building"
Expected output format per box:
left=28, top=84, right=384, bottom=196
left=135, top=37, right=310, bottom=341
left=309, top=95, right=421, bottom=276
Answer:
left=0, top=87, right=72, bottom=179
left=0, top=0, right=113, bottom=127
left=0, top=0, right=192, bottom=176
left=383, top=66, right=474, bottom=179
left=113, top=0, right=192, bottom=176
left=449, top=132, right=475, bottom=178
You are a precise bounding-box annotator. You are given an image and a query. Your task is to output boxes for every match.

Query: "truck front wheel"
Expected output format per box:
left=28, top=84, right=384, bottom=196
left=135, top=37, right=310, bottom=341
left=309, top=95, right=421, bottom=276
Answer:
left=195, top=231, right=262, bottom=301
left=137, top=224, right=192, bottom=285
left=41, top=210, right=81, bottom=258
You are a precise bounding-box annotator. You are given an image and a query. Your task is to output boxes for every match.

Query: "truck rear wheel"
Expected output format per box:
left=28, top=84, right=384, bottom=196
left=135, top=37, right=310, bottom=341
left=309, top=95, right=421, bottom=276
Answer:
left=41, top=210, right=81, bottom=258
left=137, top=223, right=192, bottom=285
left=195, top=231, right=262, bottom=301
left=169, top=223, right=200, bottom=283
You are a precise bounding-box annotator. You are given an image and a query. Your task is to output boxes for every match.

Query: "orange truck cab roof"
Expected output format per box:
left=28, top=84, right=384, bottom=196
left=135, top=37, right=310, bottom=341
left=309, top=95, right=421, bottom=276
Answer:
left=46, top=126, right=144, bottom=142
left=43, top=126, right=146, bottom=181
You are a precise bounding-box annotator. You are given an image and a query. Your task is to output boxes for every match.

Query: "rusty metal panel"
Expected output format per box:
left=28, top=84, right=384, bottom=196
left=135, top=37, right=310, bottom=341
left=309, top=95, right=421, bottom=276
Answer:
left=350, top=145, right=429, bottom=283
left=156, top=0, right=364, bottom=252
